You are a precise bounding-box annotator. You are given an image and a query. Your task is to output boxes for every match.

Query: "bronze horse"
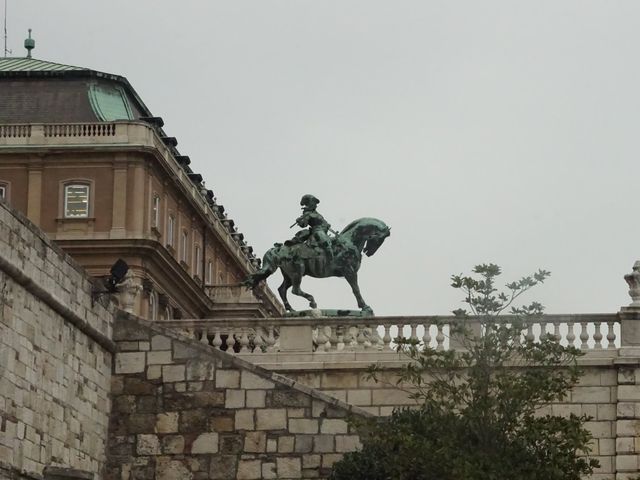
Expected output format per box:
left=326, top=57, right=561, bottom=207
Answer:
left=244, top=217, right=390, bottom=314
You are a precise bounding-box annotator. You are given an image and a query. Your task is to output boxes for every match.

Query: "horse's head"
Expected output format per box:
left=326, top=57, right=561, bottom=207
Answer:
left=339, top=218, right=391, bottom=257
left=363, top=225, right=391, bottom=257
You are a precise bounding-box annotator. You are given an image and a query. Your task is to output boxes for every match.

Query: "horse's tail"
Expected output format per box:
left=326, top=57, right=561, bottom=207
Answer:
left=242, top=244, right=282, bottom=288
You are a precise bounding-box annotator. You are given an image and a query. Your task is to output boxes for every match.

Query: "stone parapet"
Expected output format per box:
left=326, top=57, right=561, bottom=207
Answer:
left=106, top=312, right=371, bottom=480
left=0, top=200, right=115, bottom=478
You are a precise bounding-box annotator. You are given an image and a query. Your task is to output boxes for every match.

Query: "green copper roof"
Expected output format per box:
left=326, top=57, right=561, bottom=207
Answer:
left=0, top=57, right=88, bottom=72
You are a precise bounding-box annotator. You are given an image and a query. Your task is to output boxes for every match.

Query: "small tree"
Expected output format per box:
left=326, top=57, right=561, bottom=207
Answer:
left=330, top=264, right=599, bottom=480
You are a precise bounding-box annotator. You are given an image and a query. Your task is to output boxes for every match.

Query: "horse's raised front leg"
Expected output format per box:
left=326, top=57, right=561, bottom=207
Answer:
left=291, top=275, right=317, bottom=309
left=278, top=276, right=294, bottom=312
left=345, top=272, right=372, bottom=314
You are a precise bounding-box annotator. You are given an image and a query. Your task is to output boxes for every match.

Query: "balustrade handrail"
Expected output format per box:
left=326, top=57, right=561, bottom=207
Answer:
left=162, top=312, right=619, bottom=328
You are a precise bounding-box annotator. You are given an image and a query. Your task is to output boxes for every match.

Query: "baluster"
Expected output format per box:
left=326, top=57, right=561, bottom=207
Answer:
left=553, top=320, right=561, bottom=343
left=335, top=326, right=345, bottom=351
left=327, top=326, right=339, bottom=351
left=436, top=324, right=445, bottom=351
left=314, top=325, right=327, bottom=352
left=343, top=326, right=355, bottom=350
left=239, top=329, right=250, bottom=353
left=566, top=322, right=576, bottom=347
left=593, top=322, right=603, bottom=349
left=383, top=324, right=392, bottom=351
left=422, top=323, right=432, bottom=350
left=212, top=330, right=222, bottom=350
left=525, top=321, right=535, bottom=343
left=265, top=326, right=276, bottom=353
left=252, top=328, right=264, bottom=352
left=356, top=325, right=366, bottom=350
left=369, top=324, right=382, bottom=350
left=396, top=323, right=405, bottom=345
left=226, top=331, right=236, bottom=353
left=410, top=324, right=418, bottom=344
left=200, top=327, right=209, bottom=345
left=579, top=322, right=589, bottom=350
left=540, top=321, right=549, bottom=341
left=606, top=321, right=617, bottom=349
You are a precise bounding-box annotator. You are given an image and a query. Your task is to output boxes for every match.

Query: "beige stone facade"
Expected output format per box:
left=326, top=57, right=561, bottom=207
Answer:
left=0, top=58, right=282, bottom=321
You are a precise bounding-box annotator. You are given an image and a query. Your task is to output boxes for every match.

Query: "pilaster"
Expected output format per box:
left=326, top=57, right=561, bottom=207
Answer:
left=26, top=162, right=43, bottom=225
left=129, top=163, right=146, bottom=236
left=110, top=161, right=128, bottom=238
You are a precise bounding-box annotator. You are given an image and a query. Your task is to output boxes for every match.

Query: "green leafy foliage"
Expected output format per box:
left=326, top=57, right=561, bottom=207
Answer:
left=330, top=264, right=599, bottom=480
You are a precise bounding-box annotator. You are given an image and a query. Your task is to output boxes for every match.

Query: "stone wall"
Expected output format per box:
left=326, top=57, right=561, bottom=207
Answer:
left=106, top=314, right=370, bottom=480
left=0, top=200, right=115, bottom=479
left=277, top=361, right=619, bottom=479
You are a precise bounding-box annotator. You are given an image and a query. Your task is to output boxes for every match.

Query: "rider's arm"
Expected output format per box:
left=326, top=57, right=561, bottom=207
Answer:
left=296, top=214, right=309, bottom=227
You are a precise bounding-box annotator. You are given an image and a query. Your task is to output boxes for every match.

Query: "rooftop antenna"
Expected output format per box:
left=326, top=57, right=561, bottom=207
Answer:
left=24, top=28, right=34, bottom=58
left=3, top=0, right=11, bottom=57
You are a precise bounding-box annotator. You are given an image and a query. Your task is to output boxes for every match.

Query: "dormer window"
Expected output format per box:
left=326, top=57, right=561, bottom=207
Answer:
left=88, top=84, right=133, bottom=121
left=64, top=184, right=90, bottom=218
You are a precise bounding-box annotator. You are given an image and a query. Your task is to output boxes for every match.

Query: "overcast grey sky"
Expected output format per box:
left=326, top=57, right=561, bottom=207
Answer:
left=7, top=1, right=639, bottom=315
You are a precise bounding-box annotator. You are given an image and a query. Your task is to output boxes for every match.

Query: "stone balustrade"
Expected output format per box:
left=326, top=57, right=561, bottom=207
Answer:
left=162, top=313, right=621, bottom=356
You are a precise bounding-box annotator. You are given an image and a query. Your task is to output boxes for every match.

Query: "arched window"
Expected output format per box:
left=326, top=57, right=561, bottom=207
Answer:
left=63, top=183, right=90, bottom=218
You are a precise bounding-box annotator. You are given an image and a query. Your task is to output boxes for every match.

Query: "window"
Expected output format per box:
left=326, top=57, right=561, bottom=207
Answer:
left=0, top=184, right=6, bottom=200
left=167, top=215, right=175, bottom=246
left=152, top=195, right=160, bottom=229
left=148, top=291, right=158, bottom=321
left=64, top=184, right=90, bottom=218
left=181, top=230, right=188, bottom=263
left=194, top=245, right=201, bottom=278
left=207, top=261, right=213, bottom=284
left=88, top=84, right=133, bottom=121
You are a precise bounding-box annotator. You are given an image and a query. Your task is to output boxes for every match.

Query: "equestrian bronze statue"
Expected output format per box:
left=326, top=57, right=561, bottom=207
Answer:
left=243, top=194, right=390, bottom=315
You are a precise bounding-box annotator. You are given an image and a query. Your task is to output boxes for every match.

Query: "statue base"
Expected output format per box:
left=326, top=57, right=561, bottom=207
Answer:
left=284, top=308, right=374, bottom=318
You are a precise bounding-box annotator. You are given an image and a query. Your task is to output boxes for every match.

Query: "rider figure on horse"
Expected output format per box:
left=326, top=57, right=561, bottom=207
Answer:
left=288, top=194, right=334, bottom=262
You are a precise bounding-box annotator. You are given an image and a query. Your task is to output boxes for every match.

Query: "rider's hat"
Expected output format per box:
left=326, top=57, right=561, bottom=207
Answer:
left=300, top=194, right=320, bottom=207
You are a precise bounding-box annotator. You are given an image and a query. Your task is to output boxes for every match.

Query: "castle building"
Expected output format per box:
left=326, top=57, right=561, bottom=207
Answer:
left=0, top=43, right=281, bottom=320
